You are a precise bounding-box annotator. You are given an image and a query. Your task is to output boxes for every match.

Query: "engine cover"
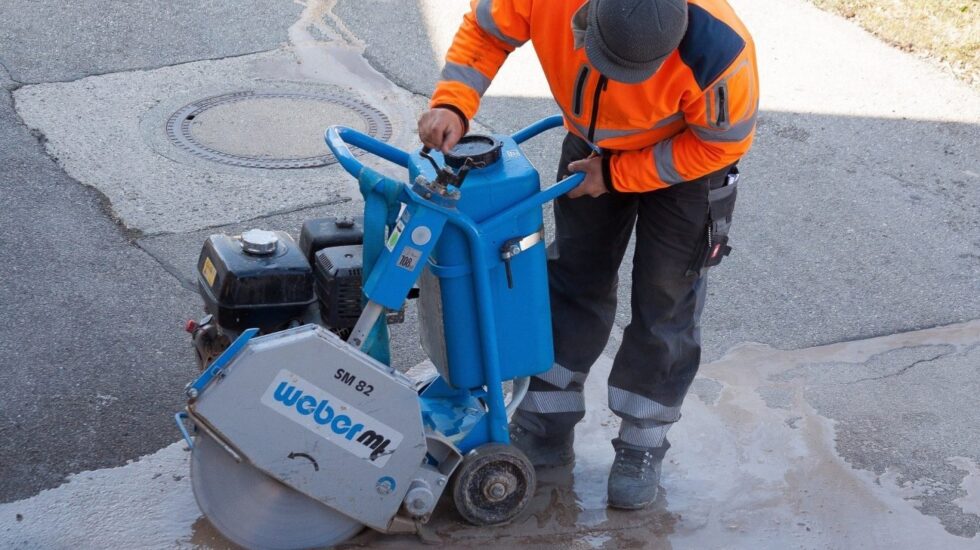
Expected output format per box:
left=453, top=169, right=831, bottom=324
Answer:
left=314, top=244, right=364, bottom=330
left=190, top=325, right=427, bottom=531
left=198, top=232, right=314, bottom=333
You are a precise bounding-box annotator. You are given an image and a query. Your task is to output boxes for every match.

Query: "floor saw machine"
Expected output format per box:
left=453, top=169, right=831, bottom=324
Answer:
left=175, top=116, right=584, bottom=549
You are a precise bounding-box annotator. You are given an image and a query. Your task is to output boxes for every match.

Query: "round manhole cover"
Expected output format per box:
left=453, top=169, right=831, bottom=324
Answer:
left=166, top=91, right=392, bottom=169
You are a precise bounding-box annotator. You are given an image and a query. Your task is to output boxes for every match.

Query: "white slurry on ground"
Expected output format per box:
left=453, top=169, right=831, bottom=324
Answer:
left=949, top=457, right=980, bottom=517
left=0, top=442, right=196, bottom=549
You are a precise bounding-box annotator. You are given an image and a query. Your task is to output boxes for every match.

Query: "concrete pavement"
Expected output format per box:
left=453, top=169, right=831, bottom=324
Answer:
left=0, top=0, right=978, bottom=547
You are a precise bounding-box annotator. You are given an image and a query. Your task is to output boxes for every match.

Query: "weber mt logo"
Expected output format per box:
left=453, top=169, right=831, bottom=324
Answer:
left=260, top=369, right=403, bottom=467
left=271, top=381, right=392, bottom=458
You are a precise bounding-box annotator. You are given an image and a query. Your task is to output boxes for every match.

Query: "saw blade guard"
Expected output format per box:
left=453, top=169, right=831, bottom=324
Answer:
left=188, top=325, right=432, bottom=533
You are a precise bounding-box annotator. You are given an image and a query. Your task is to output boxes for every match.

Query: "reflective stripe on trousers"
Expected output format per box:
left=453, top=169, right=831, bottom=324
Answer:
left=512, top=132, right=715, bottom=453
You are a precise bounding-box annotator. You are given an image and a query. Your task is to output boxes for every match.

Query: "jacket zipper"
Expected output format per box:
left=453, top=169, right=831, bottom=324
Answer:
left=715, top=84, right=728, bottom=126
left=587, top=74, right=608, bottom=143
left=571, top=65, right=590, bottom=117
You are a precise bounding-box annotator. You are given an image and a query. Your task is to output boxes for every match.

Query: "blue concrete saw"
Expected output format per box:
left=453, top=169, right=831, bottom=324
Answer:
left=174, top=116, right=583, bottom=549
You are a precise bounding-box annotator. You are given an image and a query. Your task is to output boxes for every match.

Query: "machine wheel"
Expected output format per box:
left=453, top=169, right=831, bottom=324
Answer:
left=452, top=443, right=536, bottom=526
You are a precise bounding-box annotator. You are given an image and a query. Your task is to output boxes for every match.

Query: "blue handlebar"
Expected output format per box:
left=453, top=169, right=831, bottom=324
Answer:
left=325, top=126, right=410, bottom=178
left=325, top=116, right=582, bottom=200
left=511, top=115, right=564, bottom=144
left=479, top=172, right=584, bottom=234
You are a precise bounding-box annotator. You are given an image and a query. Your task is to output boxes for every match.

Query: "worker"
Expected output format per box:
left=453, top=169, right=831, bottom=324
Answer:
left=419, top=0, right=758, bottom=510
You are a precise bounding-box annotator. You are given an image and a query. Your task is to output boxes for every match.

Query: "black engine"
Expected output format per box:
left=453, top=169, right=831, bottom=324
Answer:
left=187, top=217, right=369, bottom=370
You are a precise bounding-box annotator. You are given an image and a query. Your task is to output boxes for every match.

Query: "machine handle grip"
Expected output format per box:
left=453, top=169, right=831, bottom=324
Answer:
left=324, top=126, right=411, bottom=178
left=550, top=171, right=585, bottom=196
left=511, top=115, right=565, bottom=144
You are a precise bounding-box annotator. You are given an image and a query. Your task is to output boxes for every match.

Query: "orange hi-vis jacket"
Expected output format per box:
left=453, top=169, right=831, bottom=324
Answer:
left=431, top=0, right=759, bottom=193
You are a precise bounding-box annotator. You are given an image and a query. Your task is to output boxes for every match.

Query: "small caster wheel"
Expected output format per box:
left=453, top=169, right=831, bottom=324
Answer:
left=452, top=443, right=536, bottom=526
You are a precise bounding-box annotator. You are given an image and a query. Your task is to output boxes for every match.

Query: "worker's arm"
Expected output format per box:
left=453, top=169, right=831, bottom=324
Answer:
left=605, top=51, right=759, bottom=193
left=423, top=0, right=532, bottom=149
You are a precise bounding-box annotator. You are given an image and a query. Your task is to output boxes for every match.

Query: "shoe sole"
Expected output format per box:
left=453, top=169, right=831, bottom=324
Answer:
left=607, top=486, right=659, bottom=510
left=606, top=499, right=654, bottom=510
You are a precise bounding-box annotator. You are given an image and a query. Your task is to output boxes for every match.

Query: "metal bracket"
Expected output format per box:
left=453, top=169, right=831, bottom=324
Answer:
left=184, top=327, right=258, bottom=400
left=174, top=411, right=196, bottom=449
left=499, top=227, right=545, bottom=288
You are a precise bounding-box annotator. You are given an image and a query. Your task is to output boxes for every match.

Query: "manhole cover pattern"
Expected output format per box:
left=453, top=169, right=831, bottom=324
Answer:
left=166, top=91, right=392, bottom=169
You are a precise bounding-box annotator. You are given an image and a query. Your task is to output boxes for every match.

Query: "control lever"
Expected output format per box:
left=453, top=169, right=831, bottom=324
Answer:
left=420, top=146, right=440, bottom=173
left=501, top=243, right=520, bottom=289
left=420, top=146, right=471, bottom=189
left=455, top=162, right=472, bottom=187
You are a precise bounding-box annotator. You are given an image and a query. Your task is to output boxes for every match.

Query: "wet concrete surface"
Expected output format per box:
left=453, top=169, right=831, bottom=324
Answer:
left=2, top=322, right=977, bottom=549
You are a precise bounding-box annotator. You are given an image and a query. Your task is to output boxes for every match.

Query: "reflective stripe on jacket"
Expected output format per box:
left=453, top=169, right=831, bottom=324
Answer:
left=431, top=0, right=759, bottom=192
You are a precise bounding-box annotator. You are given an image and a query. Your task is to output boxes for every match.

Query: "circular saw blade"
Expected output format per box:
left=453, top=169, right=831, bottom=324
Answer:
left=190, top=432, right=364, bottom=550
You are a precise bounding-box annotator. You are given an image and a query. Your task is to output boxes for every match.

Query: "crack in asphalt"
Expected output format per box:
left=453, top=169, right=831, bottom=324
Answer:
left=845, top=350, right=957, bottom=384
left=10, top=93, right=145, bottom=240
left=135, top=242, right=200, bottom=293
left=771, top=319, right=980, bottom=356
left=0, top=59, right=24, bottom=90
left=6, top=47, right=284, bottom=88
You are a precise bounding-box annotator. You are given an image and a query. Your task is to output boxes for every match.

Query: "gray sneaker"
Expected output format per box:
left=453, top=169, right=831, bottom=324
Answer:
left=607, top=447, right=662, bottom=509
left=508, top=423, right=575, bottom=468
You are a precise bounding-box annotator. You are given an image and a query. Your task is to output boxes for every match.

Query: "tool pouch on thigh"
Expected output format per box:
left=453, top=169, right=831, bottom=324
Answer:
left=688, top=167, right=739, bottom=275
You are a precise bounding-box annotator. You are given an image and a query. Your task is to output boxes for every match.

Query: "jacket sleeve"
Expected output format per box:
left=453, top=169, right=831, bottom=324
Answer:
left=607, top=51, right=759, bottom=192
left=430, top=0, right=532, bottom=122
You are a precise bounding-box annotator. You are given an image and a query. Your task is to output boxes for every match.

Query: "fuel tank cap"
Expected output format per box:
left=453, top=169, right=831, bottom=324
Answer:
left=445, top=134, right=502, bottom=169
left=240, top=229, right=279, bottom=255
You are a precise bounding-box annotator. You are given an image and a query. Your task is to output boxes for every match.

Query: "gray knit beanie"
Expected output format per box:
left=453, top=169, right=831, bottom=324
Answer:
left=585, top=0, right=689, bottom=83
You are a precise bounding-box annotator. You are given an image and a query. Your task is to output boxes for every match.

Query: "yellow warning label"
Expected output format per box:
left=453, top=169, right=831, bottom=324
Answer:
left=202, top=257, right=217, bottom=287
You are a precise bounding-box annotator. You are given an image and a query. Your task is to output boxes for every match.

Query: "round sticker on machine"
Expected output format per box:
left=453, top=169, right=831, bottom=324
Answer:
left=411, top=226, right=432, bottom=246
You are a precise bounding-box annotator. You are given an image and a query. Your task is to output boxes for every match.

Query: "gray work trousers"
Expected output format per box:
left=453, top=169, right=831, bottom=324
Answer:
left=514, top=132, right=732, bottom=459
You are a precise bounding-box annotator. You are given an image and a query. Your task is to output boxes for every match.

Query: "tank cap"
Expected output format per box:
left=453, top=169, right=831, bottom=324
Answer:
left=240, top=229, right=279, bottom=255
left=445, top=134, right=502, bottom=169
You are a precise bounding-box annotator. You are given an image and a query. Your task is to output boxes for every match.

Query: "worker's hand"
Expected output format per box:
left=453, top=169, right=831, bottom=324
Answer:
left=565, top=155, right=608, bottom=199
left=418, top=108, right=465, bottom=153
